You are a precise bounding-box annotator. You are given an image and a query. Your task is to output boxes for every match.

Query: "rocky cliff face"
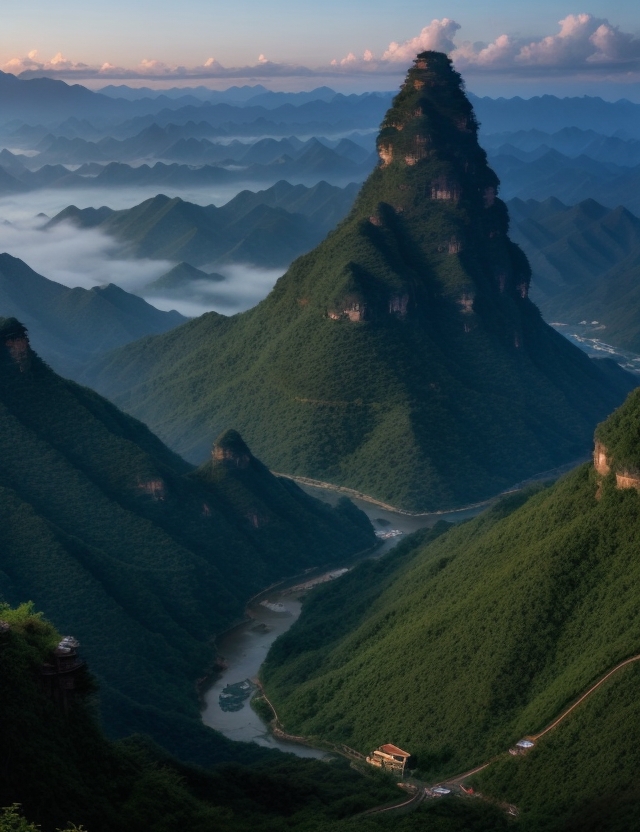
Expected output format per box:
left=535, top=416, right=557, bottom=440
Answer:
left=594, top=388, right=640, bottom=491
left=211, top=429, right=252, bottom=469
left=593, top=440, right=611, bottom=476
left=593, top=439, right=640, bottom=490
left=0, top=317, right=31, bottom=372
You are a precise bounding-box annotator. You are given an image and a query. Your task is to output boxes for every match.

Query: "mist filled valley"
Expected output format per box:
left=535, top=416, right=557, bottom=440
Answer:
left=4, top=37, right=640, bottom=832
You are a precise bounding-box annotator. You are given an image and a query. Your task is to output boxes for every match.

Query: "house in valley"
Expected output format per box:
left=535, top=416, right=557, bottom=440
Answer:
left=366, top=744, right=412, bottom=776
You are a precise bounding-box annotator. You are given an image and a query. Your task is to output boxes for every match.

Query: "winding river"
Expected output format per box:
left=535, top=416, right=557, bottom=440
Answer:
left=201, top=488, right=485, bottom=757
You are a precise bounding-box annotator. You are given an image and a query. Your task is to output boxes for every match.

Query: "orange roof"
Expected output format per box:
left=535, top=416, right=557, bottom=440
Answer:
left=379, top=744, right=411, bottom=758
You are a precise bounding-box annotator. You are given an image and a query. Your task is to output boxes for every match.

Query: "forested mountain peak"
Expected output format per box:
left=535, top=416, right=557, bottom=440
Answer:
left=306, top=50, right=529, bottom=323
left=211, top=428, right=253, bottom=468
left=376, top=51, right=499, bottom=215
left=85, top=53, right=636, bottom=511
left=1, top=315, right=32, bottom=372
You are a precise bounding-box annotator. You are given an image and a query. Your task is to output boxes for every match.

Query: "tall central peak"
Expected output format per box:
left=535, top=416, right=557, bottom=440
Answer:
left=341, top=49, right=528, bottom=322
left=379, top=52, right=500, bottom=212
left=377, top=51, right=484, bottom=177
left=86, top=53, right=635, bottom=511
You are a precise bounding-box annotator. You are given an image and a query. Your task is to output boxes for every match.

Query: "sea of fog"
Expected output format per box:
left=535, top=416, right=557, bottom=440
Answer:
left=0, top=186, right=286, bottom=317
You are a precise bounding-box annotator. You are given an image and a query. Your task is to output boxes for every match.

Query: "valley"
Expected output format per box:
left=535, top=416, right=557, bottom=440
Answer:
left=202, top=491, right=489, bottom=755
left=2, top=36, right=640, bottom=832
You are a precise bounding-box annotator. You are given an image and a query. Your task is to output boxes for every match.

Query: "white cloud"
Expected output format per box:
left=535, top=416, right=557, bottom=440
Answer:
left=2, top=50, right=90, bottom=75
left=382, top=19, right=461, bottom=62
left=0, top=190, right=286, bottom=317
left=143, top=265, right=283, bottom=317
left=453, top=14, right=640, bottom=72
left=4, top=15, right=640, bottom=82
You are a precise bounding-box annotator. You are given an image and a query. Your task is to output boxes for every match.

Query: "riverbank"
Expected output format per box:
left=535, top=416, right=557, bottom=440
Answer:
left=201, top=460, right=580, bottom=758
left=200, top=495, right=492, bottom=757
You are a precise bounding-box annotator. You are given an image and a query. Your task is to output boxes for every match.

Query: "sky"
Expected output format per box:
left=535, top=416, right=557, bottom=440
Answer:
left=2, top=0, right=640, bottom=99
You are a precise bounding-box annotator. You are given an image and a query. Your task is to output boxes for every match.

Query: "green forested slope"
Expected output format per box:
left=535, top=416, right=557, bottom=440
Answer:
left=0, top=253, right=185, bottom=377
left=262, top=400, right=640, bottom=813
left=85, top=52, right=635, bottom=510
left=474, top=662, right=640, bottom=831
left=48, top=180, right=358, bottom=270
left=508, top=197, right=640, bottom=352
left=0, top=603, right=404, bottom=832
left=0, top=317, right=374, bottom=765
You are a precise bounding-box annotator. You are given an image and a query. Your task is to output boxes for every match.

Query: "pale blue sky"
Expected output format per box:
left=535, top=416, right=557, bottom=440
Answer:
left=3, top=1, right=640, bottom=98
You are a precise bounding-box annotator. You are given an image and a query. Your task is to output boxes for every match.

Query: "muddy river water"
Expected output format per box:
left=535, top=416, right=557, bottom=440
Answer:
left=200, top=489, right=488, bottom=757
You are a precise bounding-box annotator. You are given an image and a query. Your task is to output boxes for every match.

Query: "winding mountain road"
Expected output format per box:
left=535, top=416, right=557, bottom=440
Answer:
left=334, top=651, right=640, bottom=816
left=433, top=651, right=640, bottom=793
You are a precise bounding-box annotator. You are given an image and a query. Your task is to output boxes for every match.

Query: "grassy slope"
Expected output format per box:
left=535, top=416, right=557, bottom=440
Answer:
left=262, top=463, right=640, bottom=792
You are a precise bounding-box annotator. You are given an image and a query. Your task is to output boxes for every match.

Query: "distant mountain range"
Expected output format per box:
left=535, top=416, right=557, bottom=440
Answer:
left=0, top=253, right=185, bottom=377
left=489, top=149, right=640, bottom=216
left=46, top=180, right=360, bottom=269
left=0, top=70, right=392, bottom=131
left=483, top=126, right=640, bottom=167
left=97, top=83, right=341, bottom=106
left=472, top=93, right=640, bottom=137
left=7, top=130, right=375, bottom=170
left=0, top=143, right=374, bottom=194
left=82, top=53, right=636, bottom=511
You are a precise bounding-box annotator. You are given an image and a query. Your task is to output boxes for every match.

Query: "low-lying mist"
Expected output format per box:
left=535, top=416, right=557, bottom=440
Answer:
left=0, top=215, right=173, bottom=292
left=0, top=190, right=286, bottom=317
left=144, top=265, right=284, bottom=317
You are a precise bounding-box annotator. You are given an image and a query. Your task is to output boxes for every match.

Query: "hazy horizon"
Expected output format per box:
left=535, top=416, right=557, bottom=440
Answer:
left=3, top=4, right=640, bottom=100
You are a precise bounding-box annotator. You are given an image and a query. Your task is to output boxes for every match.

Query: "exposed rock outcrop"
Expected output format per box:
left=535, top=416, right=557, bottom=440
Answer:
left=593, top=440, right=610, bottom=476
left=136, top=478, right=166, bottom=500
left=212, top=428, right=252, bottom=469
left=615, top=472, right=640, bottom=490
left=593, top=440, right=640, bottom=490
left=378, top=144, right=393, bottom=167
left=1, top=318, right=31, bottom=372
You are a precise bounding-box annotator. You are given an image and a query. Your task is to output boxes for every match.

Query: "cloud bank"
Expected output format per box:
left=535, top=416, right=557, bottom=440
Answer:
left=5, top=15, right=640, bottom=84
left=0, top=198, right=284, bottom=317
